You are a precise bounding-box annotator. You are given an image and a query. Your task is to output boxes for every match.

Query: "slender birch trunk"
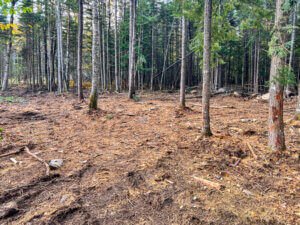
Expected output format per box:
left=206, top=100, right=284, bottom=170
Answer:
left=89, top=0, right=101, bottom=110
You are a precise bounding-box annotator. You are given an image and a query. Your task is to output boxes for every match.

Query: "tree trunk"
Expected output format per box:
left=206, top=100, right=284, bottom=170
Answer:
left=179, top=16, right=187, bottom=108
left=65, top=8, right=71, bottom=91
left=55, top=0, right=64, bottom=94
left=1, top=0, right=16, bottom=91
left=254, top=31, right=260, bottom=94
left=202, top=0, right=213, bottom=136
left=114, top=0, right=119, bottom=92
left=268, top=0, right=287, bottom=151
left=286, top=2, right=298, bottom=97
left=297, top=82, right=300, bottom=117
left=128, top=0, right=136, bottom=99
left=77, top=0, right=84, bottom=100
left=89, top=0, right=100, bottom=110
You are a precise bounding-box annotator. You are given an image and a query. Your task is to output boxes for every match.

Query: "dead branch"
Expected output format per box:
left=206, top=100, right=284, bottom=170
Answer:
left=192, top=176, right=225, bottom=190
left=0, top=148, right=24, bottom=158
left=246, top=142, right=258, bottom=159
left=24, top=147, right=50, bottom=176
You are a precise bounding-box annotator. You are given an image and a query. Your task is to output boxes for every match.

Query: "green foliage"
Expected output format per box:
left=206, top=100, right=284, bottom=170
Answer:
left=271, top=66, right=297, bottom=87
left=106, top=114, right=114, bottom=120
left=0, top=96, right=24, bottom=103
left=0, top=127, right=3, bottom=142
left=133, top=95, right=140, bottom=102
left=268, top=33, right=289, bottom=58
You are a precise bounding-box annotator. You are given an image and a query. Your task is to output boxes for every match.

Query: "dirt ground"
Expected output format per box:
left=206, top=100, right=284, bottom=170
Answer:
left=0, top=89, right=299, bottom=225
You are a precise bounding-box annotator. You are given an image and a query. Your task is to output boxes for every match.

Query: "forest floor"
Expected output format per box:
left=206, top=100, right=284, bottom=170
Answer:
left=0, top=88, right=299, bottom=225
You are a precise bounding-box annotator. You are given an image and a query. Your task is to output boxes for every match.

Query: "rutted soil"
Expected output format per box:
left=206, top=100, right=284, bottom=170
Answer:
left=0, top=90, right=299, bottom=225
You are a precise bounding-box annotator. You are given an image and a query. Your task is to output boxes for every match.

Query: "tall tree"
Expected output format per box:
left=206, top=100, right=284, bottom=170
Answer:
left=55, top=0, right=64, bottom=94
left=77, top=0, right=84, bottom=100
left=128, top=0, right=136, bottom=99
left=202, top=0, right=213, bottom=136
left=179, top=16, right=186, bottom=108
left=114, top=0, right=119, bottom=92
left=89, top=0, right=100, bottom=110
left=268, top=0, right=288, bottom=151
left=1, top=0, right=17, bottom=91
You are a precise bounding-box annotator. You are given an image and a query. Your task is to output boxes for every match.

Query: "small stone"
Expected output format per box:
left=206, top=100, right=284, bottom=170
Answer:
left=233, top=91, right=241, bottom=97
left=258, top=93, right=270, bottom=101
left=60, top=195, right=68, bottom=203
left=0, top=201, right=18, bottom=219
left=49, top=159, right=64, bottom=170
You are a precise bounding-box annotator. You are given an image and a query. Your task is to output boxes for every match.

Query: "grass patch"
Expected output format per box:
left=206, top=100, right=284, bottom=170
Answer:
left=0, top=96, right=24, bottom=103
left=106, top=114, right=114, bottom=120
left=0, top=128, right=3, bottom=142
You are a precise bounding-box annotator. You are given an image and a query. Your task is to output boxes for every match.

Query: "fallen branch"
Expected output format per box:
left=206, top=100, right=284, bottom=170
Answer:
left=24, top=147, right=50, bottom=176
left=192, top=176, right=225, bottom=190
left=0, top=148, right=24, bottom=158
left=246, top=142, right=258, bottom=159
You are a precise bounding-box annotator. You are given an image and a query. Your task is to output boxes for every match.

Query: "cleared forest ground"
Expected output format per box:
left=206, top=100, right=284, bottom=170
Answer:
left=0, top=89, right=299, bottom=225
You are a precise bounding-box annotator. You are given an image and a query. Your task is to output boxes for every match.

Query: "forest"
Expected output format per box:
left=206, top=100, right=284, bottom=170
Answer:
left=0, top=0, right=299, bottom=224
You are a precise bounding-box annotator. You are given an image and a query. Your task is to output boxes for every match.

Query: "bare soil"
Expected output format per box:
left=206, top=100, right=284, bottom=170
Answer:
left=0, top=89, right=299, bottom=225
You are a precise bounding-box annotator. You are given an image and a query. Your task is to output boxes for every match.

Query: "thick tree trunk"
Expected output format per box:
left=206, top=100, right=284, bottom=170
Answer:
left=1, top=0, right=16, bottom=91
left=202, top=0, right=213, bottom=136
left=268, top=0, right=287, bottom=151
left=128, top=0, right=136, bottom=99
left=77, top=0, right=84, bottom=100
left=179, top=16, right=187, bottom=108
left=89, top=0, right=100, bottom=110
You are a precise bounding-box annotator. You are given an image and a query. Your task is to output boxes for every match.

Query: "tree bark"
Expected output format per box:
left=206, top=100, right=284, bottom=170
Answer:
left=128, top=0, right=136, bottom=99
left=89, top=0, right=100, bottom=110
left=254, top=31, right=260, bottom=94
left=55, top=0, right=64, bottom=94
left=268, top=0, right=287, bottom=151
left=179, top=16, right=187, bottom=108
left=202, top=0, right=213, bottom=136
left=114, top=0, right=119, bottom=92
left=1, top=0, right=16, bottom=91
left=77, top=0, right=84, bottom=100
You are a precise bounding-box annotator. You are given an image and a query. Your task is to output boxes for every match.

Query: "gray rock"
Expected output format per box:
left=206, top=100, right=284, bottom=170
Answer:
left=49, top=159, right=64, bottom=169
left=0, top=202, right=18, bottom=219
left=257, top=93, right=270, bottom=101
